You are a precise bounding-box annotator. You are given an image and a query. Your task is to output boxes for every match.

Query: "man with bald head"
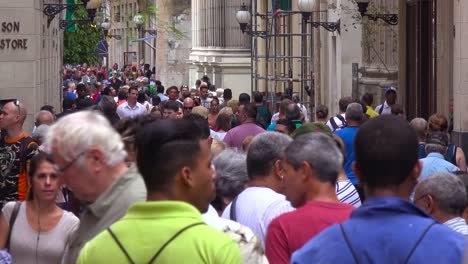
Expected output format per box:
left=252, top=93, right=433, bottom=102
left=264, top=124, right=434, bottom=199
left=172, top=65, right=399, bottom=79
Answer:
left=183, top=97, right=195, bottom=115
left=0, top=100, right=38, bottom=209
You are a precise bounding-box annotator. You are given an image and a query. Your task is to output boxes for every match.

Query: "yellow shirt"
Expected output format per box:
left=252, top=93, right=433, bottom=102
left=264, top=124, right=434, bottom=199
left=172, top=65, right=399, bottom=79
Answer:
left=366, top=105, right=379, bottom=118
left=78, top=201, right=242, bottom=264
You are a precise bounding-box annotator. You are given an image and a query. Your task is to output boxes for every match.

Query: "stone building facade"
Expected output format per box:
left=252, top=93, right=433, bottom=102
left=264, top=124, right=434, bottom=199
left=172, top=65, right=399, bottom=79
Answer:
left=0, top=0, right=62, bottom=132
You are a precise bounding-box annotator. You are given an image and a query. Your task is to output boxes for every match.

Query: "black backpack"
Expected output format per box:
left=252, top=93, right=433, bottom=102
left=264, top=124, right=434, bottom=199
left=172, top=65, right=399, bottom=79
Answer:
left=329, top=114, right=347, bottom=131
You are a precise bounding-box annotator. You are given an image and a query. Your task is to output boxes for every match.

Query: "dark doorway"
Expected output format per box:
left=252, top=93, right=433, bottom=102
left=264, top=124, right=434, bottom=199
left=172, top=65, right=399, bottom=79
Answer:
left=406, top=0, right=437, bottom=119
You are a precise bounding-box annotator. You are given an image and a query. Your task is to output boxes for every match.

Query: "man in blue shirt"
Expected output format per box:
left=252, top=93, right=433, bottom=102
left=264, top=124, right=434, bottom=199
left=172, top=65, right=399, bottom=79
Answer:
left=419, top=132, right=459, bottom=181
left=292, top=115, right=464, bottom=264
left=334, top=102, right=363, bottom=185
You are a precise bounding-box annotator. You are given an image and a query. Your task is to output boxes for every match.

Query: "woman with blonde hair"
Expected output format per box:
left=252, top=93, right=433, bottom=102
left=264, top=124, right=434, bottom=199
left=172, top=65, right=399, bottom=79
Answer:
left=0, top=152, right=79, bottom=263
left=426, top=114, right=467, bottom=171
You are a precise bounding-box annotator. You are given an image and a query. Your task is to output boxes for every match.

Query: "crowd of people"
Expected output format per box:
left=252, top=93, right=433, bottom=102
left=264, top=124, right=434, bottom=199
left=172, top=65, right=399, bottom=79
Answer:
left=0, top=63, right=467, bottom=263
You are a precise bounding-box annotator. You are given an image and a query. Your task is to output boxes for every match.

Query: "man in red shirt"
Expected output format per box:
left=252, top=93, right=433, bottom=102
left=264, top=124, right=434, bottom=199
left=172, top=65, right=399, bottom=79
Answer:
left=265, top=132, right=354, bottom=264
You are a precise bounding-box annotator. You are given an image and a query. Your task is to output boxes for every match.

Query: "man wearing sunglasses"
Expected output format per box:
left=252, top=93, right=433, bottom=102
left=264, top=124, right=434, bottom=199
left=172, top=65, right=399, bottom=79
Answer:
left=0, top=100, right=38, bottom=210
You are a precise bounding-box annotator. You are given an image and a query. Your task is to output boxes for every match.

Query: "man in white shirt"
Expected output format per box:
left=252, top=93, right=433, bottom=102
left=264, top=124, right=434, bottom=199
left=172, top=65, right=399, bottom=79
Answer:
left=375, top=86, right=397, bottom=115
left=116, top=87, right=148, bottom=119
left=221, top=132, right=294, bottom=247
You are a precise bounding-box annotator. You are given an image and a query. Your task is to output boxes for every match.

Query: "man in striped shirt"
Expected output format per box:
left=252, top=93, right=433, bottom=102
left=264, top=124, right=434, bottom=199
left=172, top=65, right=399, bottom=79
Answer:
left=414, top=172, right=468, bottom=235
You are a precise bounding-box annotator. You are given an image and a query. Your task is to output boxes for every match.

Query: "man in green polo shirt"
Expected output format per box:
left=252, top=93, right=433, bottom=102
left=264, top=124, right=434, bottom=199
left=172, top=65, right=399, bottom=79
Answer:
left=77, top=119, right=241, bottom=263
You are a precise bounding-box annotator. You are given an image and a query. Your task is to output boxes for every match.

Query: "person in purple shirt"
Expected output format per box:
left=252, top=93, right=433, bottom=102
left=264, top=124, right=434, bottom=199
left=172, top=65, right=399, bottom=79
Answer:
left=292, top=115, right=464, bottom=264
left=223, top=103, right=265, bottom=149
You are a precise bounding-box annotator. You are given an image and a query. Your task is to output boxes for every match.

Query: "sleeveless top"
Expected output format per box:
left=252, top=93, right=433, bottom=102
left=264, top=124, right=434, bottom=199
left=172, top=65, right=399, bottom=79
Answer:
left=2, top=201, right=79, bottom=264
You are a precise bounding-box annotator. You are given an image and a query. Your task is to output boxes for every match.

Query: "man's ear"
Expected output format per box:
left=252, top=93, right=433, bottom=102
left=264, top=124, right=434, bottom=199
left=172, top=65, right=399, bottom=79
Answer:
left=425, top=194, right=436, bottom=214
left=274, top=160, right=283, bottom=180
left=179, top=166, right=194, bottom=188
left=409, top=160, right=422, bottom=184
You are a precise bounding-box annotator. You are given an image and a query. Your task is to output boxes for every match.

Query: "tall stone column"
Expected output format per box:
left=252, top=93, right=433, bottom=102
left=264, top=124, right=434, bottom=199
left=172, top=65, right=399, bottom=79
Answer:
left=189, top=0, right=251, bottom=98
left=452, top=0, right=468, bottom=154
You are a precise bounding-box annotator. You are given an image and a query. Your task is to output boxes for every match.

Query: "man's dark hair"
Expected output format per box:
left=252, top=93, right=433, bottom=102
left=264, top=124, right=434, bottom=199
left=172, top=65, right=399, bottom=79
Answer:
left=253, top=92, right=263, bottom=103
left=195, top=79, right=201, bottom=86
left=102, top=87, right=111, bottom=95
left=223, top=88, right=232, bottom=100
left=156, top=85, right=165, bottom=94
left=128, top=86, right=138, bottom=94
left=136, top=119, right=203, bottom=193
left=62, top=97, right=75, bottom=110
left=76, top=83, right=86, bottom=92
left=239, top=93, right=251, bottom=105
left=339, top=96, right=353, bottom=112
left=354, top=115, right=418, bottom=188
left=155, top=80, right=162, bottom=86
left=166, top=86, right=178, bottom=94
left=152, top=95, right=161, bottom=105
left=201, top=75, right=210, bottom=83
left=40, top=105, right=54, bottom=115
left=76, top=97, right=96, bottom=110
left=243, top=103, right=257, bottom=119
left=279, top=99, right=293, bottom=114
left=137, top=91, right=147, bottom=104
left=184, top=113, right=210, bottom=139
left=164, top=100, right=179, bottom=112
left=276, top=119, right=293, bottom=133
left=362, top=93, right=374, bottom=106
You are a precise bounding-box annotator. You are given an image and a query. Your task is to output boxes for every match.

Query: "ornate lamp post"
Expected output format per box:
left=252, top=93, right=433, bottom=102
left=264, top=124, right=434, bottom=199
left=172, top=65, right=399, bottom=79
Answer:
left=356, top=0, right=398, bottom=26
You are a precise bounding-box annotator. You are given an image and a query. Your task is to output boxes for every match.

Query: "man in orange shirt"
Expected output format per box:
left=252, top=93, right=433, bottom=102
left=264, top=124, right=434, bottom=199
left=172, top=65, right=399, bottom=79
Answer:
left=0, top=100, right=38, bottom=209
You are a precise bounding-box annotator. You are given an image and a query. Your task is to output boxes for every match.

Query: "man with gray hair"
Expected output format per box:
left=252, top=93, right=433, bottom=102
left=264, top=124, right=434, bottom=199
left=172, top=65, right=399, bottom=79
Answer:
left=334, top=102, right=364, bottom=197
left=44, top=111, right=147, bottom=263
left=265, top=133, right=354, bottom=264
left=221, top=132, right=294, bottom=247
left=414, top=172, right=468, bottom=235
left=409, top=117, right=427, bottom=158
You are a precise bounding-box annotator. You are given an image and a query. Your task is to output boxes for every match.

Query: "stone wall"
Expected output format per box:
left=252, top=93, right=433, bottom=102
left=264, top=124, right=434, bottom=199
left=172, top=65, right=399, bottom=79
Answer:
left=0, top=0, right=62, bottom=133
left=155, top=0, right=192, bottom=87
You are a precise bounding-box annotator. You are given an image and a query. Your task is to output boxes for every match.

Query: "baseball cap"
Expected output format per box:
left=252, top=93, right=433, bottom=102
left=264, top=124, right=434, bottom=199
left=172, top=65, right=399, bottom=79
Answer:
left=385, top=86, right=397, bottom=94
left=426, top=132, right=449, bottom=147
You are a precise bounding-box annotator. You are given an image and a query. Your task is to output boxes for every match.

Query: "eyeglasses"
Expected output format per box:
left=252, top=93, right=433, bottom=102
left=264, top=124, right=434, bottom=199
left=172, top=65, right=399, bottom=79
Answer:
left=184, top=106, right=193, bottom=110
left=54, top=152, right=86, bottom=175
left=413, top=194, right=428, bottom=204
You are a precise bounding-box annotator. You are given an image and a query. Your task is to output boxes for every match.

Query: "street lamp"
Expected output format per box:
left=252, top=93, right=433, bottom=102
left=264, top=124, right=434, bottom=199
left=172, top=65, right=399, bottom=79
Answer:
left=298, top=0, right=340, bottom=32
left=235, top=3, right=250, bottom=34
left=356, top=0, right=398, bottom=26
left=44, top=0, right=90, bottom=26
left=101, top=21, right=121, bottom=40
left=58, top=0, right=102, bottom=30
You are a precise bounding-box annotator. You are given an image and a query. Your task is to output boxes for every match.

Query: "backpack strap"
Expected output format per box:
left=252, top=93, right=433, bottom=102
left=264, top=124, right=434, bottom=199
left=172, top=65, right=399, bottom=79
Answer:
left=108, top=222, right=205, bottom=264
left=340, top=221, right=436, bottom=264
left=329, top=116, right=339, bottom=131
left=6, top=201, right=21, bottom=251
left=447, top=144, right=456, bottom=164
left=339, top=224, right=360, bottom=264
left=336, top=114, right=346, bottom=127
left=107, top=227, right=136, bottom=264
left=148, top=222, right=205, bottom=263
left=230, top=196, right=239, bottom=222
left=378, top=103, right=384, bottom=115
left=403, top=222, right=436, bottom=263
left=18, top=136, right=35, bottom=174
